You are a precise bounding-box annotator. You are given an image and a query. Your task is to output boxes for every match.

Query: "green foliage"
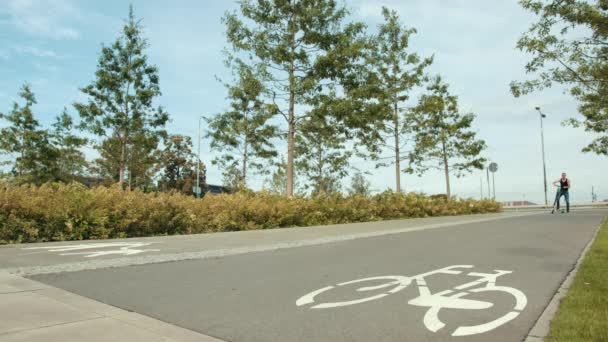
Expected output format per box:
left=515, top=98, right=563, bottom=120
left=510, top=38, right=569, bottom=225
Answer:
left=0, top=84, right=60, bottom=185
left=91, top=131, right=160, bottom=189
left=158, top=134, right=202, bottom=195
left=74, top=5, right=168, bottom=188
left=0, top=182, right=501, bottom=244
left=349, top=172, right=372, bottom=197
left=208, top=62, right=278, bottom=186
left=408, top=76, right=487, bottom=199
left=51, top=108, right=88, bottom=182
left=364, top=7, right=433, bottom=192
left=223, top=0, right=367, bottom=196
left=513, top=0, right=608, bottom=156
left=265, top=158, right=287, bottom=195
left=222, top=163, right=245, bottom=191
left=296, top=95, right=351, bottom=195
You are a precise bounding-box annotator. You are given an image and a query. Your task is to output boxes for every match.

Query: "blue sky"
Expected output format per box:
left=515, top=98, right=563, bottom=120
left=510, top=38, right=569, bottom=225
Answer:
left=1, top=0, right=607, bottom=202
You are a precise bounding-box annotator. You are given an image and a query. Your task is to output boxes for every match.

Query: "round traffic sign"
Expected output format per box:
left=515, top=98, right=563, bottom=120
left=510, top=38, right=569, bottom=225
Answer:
left=489, top=162, right=498, bottom=173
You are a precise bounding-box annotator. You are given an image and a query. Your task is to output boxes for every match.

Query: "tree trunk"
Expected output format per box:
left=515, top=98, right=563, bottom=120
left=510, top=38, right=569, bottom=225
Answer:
left=317, top=146, right=324, bottom=194
left=120, top=79, right=131, bottom=191
left=286, top=31, right=296, bottom=197
left=128, top=159, right=132, bottom=190
left=393, top=98, right=401, bottom=193
left=287, top=98, right=295, bottom=196
left=242, top=139, right=248, bottom=188
left=119, top=133, right=126, bottom=190
left=441, top=137, right=451, bottom=202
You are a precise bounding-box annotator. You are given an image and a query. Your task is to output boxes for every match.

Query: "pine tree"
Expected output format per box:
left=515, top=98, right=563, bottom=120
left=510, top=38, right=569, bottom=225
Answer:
left=296, top=94, right=351, bottom=195
left=51, top=108, right=88, bottom=182
left=208, top=62, right=278, bottom=187
left=365, top=7, right=433, bottom=193
left=74, top=5, right=168, bottom=189
left=0, top=84, right=59, bottom=185
left=222, top=163, right=244, bottom=192
left=266, top=158, right=288, bottom=195
left=349, top=172, right=372, bottom=197
left=90, top=130, right=160, bottom=189
left=223, top=0, right=366, bottom=196
left=407, top=77, right=487, bottom=201
left=158, top=134, right=201, bottom=195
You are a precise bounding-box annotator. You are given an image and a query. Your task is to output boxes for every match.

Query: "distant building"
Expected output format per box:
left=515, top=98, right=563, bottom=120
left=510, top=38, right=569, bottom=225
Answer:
left=75, top=176, right=106, bottom=188
left=204, top=184, right=230, bottom=196
left=501, top=201, right=537, bottom=207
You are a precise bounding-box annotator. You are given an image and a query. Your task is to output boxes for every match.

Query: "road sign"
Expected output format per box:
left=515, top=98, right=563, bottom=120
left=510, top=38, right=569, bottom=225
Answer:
left=489, top=162, right=498, bottom=173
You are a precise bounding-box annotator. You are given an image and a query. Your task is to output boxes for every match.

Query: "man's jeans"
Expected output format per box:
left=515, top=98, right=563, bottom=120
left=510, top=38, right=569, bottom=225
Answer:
left=556, top=190, right=570, bottom=212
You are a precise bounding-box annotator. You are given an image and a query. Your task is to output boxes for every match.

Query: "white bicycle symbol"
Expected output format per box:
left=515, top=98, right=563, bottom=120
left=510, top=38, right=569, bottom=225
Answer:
left=296, top=265, right=527, bottom=337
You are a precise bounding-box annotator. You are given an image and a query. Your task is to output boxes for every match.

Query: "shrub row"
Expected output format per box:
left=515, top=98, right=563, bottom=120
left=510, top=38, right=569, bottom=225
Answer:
left=0, top=182, right=501, bottom=244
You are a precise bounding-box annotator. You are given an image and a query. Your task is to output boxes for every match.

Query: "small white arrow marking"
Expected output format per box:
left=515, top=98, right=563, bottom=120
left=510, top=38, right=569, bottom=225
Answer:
left=23, top=242, right=160, bottom=258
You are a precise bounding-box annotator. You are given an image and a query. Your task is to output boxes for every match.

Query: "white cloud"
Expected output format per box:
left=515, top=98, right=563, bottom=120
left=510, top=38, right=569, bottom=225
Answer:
left=30, top=78, right=49, bottom=87
left=0, top=45, right=63, bottom=61
left=2, top=0, right=81, bottom=39
left=32, top=61, right=60, bottom=73
left=13, top=45, right=63, bottom=59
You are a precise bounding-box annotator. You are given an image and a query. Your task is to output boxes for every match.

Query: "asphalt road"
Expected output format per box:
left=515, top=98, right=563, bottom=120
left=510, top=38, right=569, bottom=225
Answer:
left=29, top=210, right=606, bottom=342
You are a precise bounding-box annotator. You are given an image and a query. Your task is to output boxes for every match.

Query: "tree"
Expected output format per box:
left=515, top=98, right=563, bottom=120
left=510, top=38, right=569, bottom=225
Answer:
left=296, top=99, right=350, bottom=195
left=264, top=157, right=305, bottom=195
left=74, top=6, right=168, bottom=189
left=125, top=131, right=162, bottom=190
left=208, top=62, right=278, bottom=187
left=222, top=163, right=244, bottom=191
left=512, top=0, right=608, bottom=156
left=158, top=134, right=201, bottom=195
left=89, top=134, right=121, bottom=184
left=90, top=131, right=160, bottom=189
left=366, top=7, right=433, bottom=193
left=223, top=0, right=366, bottom=196
left=0, top=84, right=59, bottom=185
left=349, top=171, right=372, bottom=197
left=51, top=108, right=88, bottom=182
left=407, top=77, right=487, bottom=201
left=266, top=158, right=288, bottom=195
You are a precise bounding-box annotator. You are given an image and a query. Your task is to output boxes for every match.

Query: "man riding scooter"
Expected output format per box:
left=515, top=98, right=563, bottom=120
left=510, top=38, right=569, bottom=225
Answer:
left=551, top=172, right=571, bottom=214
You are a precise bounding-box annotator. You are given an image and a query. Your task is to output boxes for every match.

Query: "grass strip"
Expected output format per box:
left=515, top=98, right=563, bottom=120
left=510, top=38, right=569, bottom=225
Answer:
left=545, top=218, right=608, bottom=342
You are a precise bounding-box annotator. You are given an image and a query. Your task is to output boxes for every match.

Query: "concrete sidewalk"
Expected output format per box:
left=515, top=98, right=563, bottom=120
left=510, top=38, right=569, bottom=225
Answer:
left=0, top=272, right=224, bottom=342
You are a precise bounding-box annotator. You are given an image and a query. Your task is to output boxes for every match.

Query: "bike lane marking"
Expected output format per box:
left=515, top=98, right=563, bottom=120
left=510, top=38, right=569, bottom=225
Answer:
left=22, top=242, right=161, bottom=258
left=296, top=265, right=528, bottom=337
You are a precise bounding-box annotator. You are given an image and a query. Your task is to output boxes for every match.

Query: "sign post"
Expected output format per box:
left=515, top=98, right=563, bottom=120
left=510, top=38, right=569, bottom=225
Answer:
left=489, top=162, right=498, bottom=200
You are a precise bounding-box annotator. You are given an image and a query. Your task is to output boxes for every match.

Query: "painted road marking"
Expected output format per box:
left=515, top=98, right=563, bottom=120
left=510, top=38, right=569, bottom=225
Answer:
left=23, top=242, right=160, bottom=258
left=296, top=265, right=527, bottom=337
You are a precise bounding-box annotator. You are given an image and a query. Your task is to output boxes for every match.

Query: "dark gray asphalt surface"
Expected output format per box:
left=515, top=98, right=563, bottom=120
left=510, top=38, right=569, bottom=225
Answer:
left=31, top=210, right=606, bottom=342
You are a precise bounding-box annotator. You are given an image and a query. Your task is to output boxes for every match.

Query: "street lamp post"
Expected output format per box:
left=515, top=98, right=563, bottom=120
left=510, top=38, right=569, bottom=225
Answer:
left=489, top=162, right=498, bottom=200
left=486, top=167, right=491, bottom=199
left=535, top=107, right=548, bottom=206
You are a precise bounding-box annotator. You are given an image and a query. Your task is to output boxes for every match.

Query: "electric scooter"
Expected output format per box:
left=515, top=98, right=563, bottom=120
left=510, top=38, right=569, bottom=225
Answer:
left=551, top=186, right=566, bottom=214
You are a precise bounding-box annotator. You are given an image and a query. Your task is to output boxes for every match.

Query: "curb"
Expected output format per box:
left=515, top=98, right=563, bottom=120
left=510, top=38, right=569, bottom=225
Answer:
left=523, top=221, right=603, bottom=341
